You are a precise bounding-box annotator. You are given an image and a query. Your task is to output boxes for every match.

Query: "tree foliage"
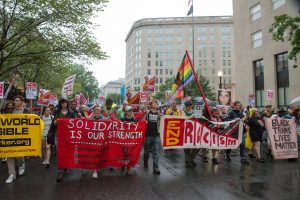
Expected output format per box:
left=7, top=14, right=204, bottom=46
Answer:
left=106, top=93, right=122, bottom=105
left=270, top=12, right=300, bottom=61
left=0, top=0, right=108, bottom=78
left=154, top=73, right=215, bottom=102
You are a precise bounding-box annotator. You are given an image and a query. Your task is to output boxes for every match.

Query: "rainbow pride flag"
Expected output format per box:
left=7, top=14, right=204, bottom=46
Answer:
left=168, top=51, right=195, bottom=101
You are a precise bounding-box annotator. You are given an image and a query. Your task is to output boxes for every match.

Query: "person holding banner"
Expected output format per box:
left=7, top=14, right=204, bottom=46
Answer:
left=248, top=111, right=265, bottom=162
left=121, top=106, right=137, bottom=174
left=181, top=101, right=199, bottom=167
left=47, top=97, right=75, bottom=182
left=6, top=95, right=26, bottom=184
left=1, top=101, right=14, bottom=164
left=88, top=106, right=105, bottom=179
left=143, top=99, right=161, bottom=175
left=225, top=101, right=250, bottom=165
left=101, top=98, right=117, bottom=120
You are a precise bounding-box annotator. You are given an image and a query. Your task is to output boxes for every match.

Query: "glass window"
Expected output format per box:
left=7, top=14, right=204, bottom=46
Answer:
left=147, top=69, right=151, bottom=75
left=272, top=0, right=286, bottom=10
left=228, top=60, right=231, bottom=66
left=223, top=60, right=226, bottom=66
left=155, top=52, right=159, bottom=58
left=155, top=60, right=158, bottom=66
left=211, top=51, right=215, bottom=58
left=147, top=61, right=151, bottom=67
left=165, top=69, right=169, bottom=75
left=252, top=31, right=262, bottom=48
left=250, top=3, right=261, bottom=22
left=148, top=52, right=151, bottom=58
left=276, top=52, right=289, bottom=107
left=160, top=69, right=163, bottom=75
left=211, top=60, right=216, bottom=66
left=228, top=68, right=231, bottom=75
left=155, top=69, right=158, bottom=76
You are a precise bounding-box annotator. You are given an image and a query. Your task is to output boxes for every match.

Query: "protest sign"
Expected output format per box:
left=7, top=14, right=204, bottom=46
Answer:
left=265, top=117, right=298, bottom=159
left=38, top=89, right=51, bottom=105
left=160, top=116, right=242, bottom=149
left=79, top=92, right=88, bottom=105
left=0, top=82, right=4, bottom=99
left=57, top=118, right=146, bottom=170
left=143, top=75, right=156, bottom=92
left=48, top=92, right=58, bottom=106
left=217, top=89, right=231, bottom=106
left=62, top=75, right=76, bottom=97
left=140, top=91, right=149, bottom=103
left=126, top=91, right=140, bottom=104
left=267, top=90, right=274, bottom=101
left=0, top=114, right=44, bottom=158
left=25, top=82, right=38, bottom=99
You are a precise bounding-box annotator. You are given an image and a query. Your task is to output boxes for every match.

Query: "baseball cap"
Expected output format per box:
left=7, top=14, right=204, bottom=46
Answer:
left=184, top=101, right=193, bottom=107
left=125, top=106, right=133, bottom=112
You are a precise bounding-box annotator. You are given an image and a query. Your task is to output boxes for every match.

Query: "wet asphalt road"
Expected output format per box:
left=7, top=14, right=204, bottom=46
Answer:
left=0, top=149, right=299, bottom=200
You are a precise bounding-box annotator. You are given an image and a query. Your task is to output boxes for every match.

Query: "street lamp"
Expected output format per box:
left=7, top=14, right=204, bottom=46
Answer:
left=218, top=70, right=223, bottom=89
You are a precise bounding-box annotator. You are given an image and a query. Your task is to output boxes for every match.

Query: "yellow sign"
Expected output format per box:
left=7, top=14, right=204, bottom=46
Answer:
left=0, top=114, right=44, bottom=158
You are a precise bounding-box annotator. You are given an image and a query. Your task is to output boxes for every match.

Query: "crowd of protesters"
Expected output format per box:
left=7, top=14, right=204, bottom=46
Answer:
left=1, top=95, right=300, bottom=184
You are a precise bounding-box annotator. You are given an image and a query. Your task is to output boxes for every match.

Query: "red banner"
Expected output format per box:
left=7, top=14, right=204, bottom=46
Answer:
left=160, top=116, right=242, bottom=149
left=57, top=118, right=147, bottom=169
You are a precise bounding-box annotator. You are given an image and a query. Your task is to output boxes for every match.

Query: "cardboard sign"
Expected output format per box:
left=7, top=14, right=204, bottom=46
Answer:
left=26, top=82, right=38, bottom=99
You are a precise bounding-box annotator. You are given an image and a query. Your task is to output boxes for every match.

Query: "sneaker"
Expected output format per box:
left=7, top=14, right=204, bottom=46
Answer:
left=92, top=171, right=98, bottom=179
left=46, top=162, right=50, bottom=169
left=153, top=169, right=160, bottom=175
left=144, top=161, right=148, bottom=168
left=256, top=158, right=265, bottom=163
left=241, top=158, right=250, bottom=165
left=42, top=160, right=47, bottom=165
left=212, top=158, right=219, bottom=165
left=56, top=172, right=63, bottom=182
left=18, top=164, right=25, bottom=176
left=5, top=174, right=16, bottom=184
left=202, top=156, right=208, bottom=162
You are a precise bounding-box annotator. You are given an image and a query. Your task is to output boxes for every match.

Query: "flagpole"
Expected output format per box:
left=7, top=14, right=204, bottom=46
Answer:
left=192, top=0, right=195, bottom=67
left=186, top=50, right=213, bottom=120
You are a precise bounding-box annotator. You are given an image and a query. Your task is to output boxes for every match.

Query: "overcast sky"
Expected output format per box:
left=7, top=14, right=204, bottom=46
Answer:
left=87, top=0, right=233, bottom=86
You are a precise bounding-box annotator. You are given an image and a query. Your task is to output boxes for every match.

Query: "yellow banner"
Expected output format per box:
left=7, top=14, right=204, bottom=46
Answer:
left=0, top=114, right=44, bottom=158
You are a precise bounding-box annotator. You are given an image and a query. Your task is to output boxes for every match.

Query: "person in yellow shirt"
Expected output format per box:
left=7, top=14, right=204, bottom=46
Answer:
left=165, top=102, right=181, bottom=116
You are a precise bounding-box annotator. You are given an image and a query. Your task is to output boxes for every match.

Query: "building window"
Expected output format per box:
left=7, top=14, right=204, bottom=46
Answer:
left=160, top=60, right=163, bottom=66
left=228, top=60, right=231, bottom=66
left=228, top=68, right=231, bottom=75
left=276, top=52, right=289, bottom=107
left=160, top=69, right=163, bottom=75
left=155, top=60, right=158, bottom=66
left=227, top=51, right=231, bottom=57
left=222, top=51, right=226, bottom=57
left=159, top=78, right=163, bottom=83
left=254, top=59, right=265, bottom=108
left=155, top=69, right=158, bottom=75
left=165, top=69, right=169, bottom=75
left=155, top=52, right=159, bottom=58
left=272, top=0, right=286, bottom=10
left=148, top=52, right=151, bottom=58
left=212, top=69, right=215, bottom=75
left=250, top=3, right=261, bottom=22
left=251, top=30, right=262, bottom=48
left=147, top=61, right=151, bottom=67
left=211, top=60, right=216, bottom=66
left=170, top=69, right=173, bottom=75
left=223, top=60, right=226, bottom=66
left=147, top=69, right=151, bottom=75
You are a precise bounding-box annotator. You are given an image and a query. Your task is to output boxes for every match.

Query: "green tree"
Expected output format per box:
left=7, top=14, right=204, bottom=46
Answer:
left=154, top=73, right=215, bottom=102
left=270, top=12, right=300, bottom=62
left=0, top=0, right=108, bottom=78
left=106, top=93, right=122, bottom=105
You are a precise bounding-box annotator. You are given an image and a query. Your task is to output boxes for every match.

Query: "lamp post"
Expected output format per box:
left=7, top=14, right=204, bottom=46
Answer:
left=218, top=70, right=223, bottom=89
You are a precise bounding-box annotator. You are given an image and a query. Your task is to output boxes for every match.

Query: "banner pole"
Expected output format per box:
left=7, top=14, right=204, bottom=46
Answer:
left=185, top=50, right=213, bottom=120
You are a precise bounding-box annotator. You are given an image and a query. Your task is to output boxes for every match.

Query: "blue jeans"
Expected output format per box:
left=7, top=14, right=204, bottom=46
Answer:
left=143, top=136, right=160, bottom=170
left=226, top=134, right=246, bottom=159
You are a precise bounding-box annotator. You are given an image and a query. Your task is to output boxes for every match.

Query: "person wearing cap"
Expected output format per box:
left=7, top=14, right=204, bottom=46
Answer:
left=181, top=100, right=199, bottom=167
left=47, top=97, right=75, bottom=182
left=120, top=106, right=137, bottom=174
left=121, top=106, right=137, bottom=123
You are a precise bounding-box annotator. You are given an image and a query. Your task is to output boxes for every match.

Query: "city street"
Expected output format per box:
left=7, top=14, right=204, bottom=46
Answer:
left=1, top=150, right=299, bottom=200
